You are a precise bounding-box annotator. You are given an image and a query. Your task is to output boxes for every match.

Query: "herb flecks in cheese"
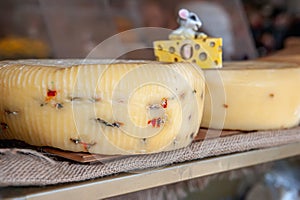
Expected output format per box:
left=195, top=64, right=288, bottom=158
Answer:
left=0, top=60, right=205, bottom=155
left=95, top=118, right=123, bottom=128
left=70, top=138, right=96, bottom=152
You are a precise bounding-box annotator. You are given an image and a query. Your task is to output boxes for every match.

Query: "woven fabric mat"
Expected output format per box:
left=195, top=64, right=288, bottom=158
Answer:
left=1, top=127, right=300, bottom=187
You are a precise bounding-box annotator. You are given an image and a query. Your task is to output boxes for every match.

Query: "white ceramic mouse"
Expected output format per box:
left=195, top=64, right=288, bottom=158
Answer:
left=169, top=8, right=207, bottom=40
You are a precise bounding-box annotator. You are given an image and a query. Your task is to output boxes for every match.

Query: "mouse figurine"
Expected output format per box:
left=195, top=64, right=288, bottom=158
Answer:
left=153, top=8, right=222, bottom=68
left=169, top=9, right=207, bottom=40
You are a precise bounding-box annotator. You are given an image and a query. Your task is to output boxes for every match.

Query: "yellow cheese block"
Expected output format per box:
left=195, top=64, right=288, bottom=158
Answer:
left=0, top=59, right=205, bottom=155
left=153, top=38, right=222, bottom=68
left=201, top=61, right=300, bottom=130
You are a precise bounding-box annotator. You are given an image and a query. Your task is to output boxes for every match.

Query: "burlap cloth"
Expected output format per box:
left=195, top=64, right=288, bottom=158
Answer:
left=1, top=127, right=300, bottom=187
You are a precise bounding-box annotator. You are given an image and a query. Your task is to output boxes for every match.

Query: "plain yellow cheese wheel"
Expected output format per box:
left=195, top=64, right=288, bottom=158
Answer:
left=0, top=59, right=205, bottom=155
left=201, top=61, right=300, bottom=130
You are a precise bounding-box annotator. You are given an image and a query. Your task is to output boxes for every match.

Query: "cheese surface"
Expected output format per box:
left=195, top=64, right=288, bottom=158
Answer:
left=154, top=38, right=222, bottom=68
left=0, top=60, right=205, bottom=155
left=201, top=61, right=300, bottom=130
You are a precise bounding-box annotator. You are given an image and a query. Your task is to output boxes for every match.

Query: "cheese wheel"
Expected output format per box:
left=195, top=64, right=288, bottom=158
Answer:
left=259, top=55, right=300, bottom=65
left=201, top=61, right=300, bottom=130
left=0, top=59, right=205, bottom=155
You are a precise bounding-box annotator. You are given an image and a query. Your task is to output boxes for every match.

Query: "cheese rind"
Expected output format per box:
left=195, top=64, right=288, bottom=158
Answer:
left=0, top=59, right=205, bottom=155
left=201, top=61, right=300, bottom=130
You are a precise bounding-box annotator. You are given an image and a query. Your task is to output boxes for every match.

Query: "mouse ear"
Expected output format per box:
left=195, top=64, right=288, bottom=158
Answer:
left=178, top=9, right=189, bottom=20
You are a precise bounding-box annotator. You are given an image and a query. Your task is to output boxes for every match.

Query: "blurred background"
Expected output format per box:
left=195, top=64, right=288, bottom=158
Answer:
left=0, top=0, right=299, bottom=61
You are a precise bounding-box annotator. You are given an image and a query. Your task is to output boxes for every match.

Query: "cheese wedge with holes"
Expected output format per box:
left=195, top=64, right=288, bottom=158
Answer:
left=0, top=60, right=205, bottom=155
left=201, top=61, right=300, bottom=130
left=154, top=38, right=222, bottom=68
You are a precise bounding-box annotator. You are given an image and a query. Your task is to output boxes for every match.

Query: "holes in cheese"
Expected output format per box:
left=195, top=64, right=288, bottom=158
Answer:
left=0, top=60, right=205, bottom=155
left=202, top=61, right=300, bottom=130
left=180, top=44, right=193, bottom=60
left=199, top=52, right=207, bottom=61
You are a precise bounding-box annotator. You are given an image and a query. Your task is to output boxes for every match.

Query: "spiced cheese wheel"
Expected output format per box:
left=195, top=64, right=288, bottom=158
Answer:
left=201, top=61, right=300, bottom=130
left=0, top=60, right=205, bottom=155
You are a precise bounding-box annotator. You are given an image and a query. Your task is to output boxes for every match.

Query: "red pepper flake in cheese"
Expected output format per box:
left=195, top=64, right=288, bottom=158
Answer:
left=47, top=89, right=57, bottom=97
left=148, top=118, right=157, bottom=127
left=82, top=143, right=89, bottom=151
left=81, top=142, right=95, bottom=152
left=148, top=117, right=163, bottom=128
left=161, top=98, right=168, bottom=108
left=46, top=89, right=57, bottom=102
left=147, top=119, right=151, bottom=125
left=70, top=138, right=96, bottom=151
